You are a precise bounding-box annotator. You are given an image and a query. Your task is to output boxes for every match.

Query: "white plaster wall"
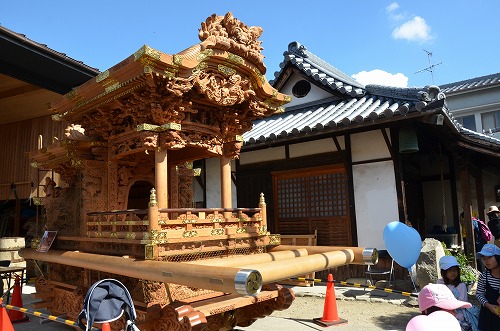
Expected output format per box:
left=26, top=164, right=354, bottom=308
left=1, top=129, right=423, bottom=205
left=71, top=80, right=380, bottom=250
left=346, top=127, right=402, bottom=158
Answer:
left=289, top=137, right=342, bottom=157
left=446, top=86, right=500, bottom=133
left=205, top=158, right=237, bottom=208
left=351, top=129, right=391, bottom=162
left=446, top=88, right=500, bottom=113
left=422, top=180, right=454, bottom=231
left=241, top=138, right=344, bottom=165
left=353, top=160, right=399, bottom=249
left=239, top=146, right=285, bottom=165
left=280, top=74, right=334, bottom=108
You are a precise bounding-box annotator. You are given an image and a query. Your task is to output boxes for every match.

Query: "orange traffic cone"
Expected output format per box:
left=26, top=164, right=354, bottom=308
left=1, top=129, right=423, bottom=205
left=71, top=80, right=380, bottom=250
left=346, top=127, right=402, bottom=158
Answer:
left=0, top=299, right=15, bottom=331
left=313, top=273, right=347, bottom=327
left=8, top=275, right=29, bottom=323
left=102, top=322, right=111, bottom=330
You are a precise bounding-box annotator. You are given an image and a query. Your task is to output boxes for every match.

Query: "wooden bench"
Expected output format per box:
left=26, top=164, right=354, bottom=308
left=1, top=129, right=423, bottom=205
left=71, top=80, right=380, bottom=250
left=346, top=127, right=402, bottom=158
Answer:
left=278, top=230, right=317, bottom=287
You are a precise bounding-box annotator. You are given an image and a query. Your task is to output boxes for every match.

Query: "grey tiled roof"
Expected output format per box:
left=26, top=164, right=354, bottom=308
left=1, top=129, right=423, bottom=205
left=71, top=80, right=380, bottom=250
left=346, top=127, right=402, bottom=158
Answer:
left=244, top=89, right=445, bottom=144
left=244, top=41, right=500, bottom=150
left=244, top=93, right=500, bottom=148
left=440, top=73, right=500, bottom=94
left=270, top=42, right=365, bottom=97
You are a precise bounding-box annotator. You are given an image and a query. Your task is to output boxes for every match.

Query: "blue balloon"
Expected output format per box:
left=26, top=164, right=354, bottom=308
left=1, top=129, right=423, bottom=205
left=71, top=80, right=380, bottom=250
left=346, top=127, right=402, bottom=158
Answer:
left=383, top=221, right=422, bottom=270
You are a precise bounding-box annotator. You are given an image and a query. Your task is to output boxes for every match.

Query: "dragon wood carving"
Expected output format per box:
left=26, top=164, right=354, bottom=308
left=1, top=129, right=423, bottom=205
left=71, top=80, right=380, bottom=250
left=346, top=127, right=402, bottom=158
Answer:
left=199, top=12, right=265, bottom=73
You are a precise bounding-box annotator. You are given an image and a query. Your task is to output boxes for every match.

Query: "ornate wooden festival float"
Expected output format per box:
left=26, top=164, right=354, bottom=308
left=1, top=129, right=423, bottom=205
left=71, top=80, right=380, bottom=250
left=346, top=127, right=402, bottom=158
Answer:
left=21, top=13, right=377, bottom=331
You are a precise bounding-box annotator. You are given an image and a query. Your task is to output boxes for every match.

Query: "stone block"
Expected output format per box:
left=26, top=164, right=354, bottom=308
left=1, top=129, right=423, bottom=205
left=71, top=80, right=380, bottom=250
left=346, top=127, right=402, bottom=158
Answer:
left=415, top=238, right=445, bottom=289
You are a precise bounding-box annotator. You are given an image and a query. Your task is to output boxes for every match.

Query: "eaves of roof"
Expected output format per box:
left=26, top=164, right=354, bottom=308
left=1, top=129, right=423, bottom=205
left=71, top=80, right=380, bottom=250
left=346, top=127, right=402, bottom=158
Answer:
left=0, top=25, right=100, bottom=93
left=456, top=126, right=500, bottom=151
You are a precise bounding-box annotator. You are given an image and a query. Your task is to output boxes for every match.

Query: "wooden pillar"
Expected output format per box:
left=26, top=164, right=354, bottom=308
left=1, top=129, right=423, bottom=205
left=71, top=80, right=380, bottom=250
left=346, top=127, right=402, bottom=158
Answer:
left=220, top=156, right=232, bottom=217
left=459, top=165, right=477, bottom=269
left=155, top=148, right=168, bottom=209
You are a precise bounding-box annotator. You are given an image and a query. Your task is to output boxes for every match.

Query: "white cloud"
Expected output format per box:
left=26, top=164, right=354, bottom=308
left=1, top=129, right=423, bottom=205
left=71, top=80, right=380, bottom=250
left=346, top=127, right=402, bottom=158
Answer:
left=352, top=69, right=408, bottom=87
left=386, top=2, right=404, bottom=21
left=386, top=2, right=399, bottom=13
left=392, top=16, right=432, bottom=43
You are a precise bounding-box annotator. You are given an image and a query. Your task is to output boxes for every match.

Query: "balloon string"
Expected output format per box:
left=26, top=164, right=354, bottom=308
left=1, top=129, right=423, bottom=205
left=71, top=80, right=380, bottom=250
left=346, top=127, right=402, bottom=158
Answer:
left=408, top=270, right=419, bottom=292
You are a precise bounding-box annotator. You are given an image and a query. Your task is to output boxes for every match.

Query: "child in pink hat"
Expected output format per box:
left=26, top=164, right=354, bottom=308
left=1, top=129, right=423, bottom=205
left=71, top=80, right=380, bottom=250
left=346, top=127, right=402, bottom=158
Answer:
left=418, top=283, right=472, bottom=315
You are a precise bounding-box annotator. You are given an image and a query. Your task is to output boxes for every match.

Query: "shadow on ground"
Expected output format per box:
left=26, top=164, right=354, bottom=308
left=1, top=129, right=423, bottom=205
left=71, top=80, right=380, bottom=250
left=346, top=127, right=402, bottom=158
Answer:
left=372, top=311, right=420, bottom=330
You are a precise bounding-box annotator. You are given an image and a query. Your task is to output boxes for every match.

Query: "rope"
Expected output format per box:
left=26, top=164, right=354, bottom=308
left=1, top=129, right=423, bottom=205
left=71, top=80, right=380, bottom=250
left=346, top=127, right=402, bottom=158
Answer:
left=2, top=302, right=100, bottom=331
left=289, top=277, right=418, bottom=298
left=1, top=184, right=18, bottom=205
left=439, top=143, right=447, bottom=232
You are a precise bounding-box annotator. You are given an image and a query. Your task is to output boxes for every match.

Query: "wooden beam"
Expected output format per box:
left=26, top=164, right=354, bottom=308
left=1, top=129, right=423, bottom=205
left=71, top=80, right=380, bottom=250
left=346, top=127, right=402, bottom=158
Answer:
left=0, top=84, right=42, bottom=100
left=381, top=128, right=399, bottom=173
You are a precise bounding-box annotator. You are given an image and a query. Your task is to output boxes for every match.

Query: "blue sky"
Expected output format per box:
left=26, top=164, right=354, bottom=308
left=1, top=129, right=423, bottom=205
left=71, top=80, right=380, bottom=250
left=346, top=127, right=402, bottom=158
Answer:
left=1, top=1, right=499, bottom=88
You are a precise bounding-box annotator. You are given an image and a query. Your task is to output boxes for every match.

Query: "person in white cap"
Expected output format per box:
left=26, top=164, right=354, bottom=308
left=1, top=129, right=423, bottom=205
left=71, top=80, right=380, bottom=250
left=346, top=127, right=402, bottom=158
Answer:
left=475, top=244, right=500, bottom=331
left=437, top=255, right=479, bottom=330
left=486, top=206, right=500, bottom=247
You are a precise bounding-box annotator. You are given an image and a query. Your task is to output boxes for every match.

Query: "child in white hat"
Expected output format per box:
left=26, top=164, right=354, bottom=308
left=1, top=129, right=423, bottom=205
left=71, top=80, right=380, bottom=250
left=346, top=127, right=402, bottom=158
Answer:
left=475, top=244, right=500, bottom=331
left=437, top=255, right=479, bottom=330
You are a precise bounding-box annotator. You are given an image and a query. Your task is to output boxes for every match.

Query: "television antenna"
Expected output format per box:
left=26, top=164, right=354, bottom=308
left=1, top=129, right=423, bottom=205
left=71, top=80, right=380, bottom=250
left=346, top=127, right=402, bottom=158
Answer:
left=414, top=49, right=442, bottom=84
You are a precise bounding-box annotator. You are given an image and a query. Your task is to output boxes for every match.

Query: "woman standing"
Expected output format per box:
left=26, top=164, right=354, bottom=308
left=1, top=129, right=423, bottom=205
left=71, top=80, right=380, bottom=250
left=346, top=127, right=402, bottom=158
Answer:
left=476, top=244, right=500, bottom=331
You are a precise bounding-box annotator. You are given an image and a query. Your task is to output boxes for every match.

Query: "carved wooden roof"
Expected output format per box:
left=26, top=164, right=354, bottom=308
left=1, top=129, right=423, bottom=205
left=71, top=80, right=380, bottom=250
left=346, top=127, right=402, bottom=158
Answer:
left=49, top=12, right=291, bottom=156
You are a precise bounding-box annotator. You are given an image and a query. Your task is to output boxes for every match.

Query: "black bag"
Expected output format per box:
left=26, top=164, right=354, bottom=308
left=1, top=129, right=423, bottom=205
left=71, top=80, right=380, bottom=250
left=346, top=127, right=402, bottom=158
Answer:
left=77, top=278, right=139, bottom=331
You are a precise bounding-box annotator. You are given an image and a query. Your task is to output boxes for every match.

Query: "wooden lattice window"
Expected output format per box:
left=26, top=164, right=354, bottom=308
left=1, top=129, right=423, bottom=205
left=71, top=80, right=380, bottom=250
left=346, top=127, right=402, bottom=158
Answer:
left=273, top=165, right=351, bottom=246
left=276, top=169, right=347, bottom=218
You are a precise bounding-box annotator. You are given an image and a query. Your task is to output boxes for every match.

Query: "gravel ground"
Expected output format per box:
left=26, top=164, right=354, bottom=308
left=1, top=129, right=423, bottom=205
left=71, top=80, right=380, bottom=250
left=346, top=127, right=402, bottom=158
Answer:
left=257, top=295, right=421, bottom=331
left=236, top=281, right=423, bottom=331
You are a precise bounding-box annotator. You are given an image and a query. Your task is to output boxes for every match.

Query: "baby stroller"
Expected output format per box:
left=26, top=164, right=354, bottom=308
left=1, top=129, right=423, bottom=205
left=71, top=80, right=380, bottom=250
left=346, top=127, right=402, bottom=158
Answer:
left=78, top=278, right=140, bottom=331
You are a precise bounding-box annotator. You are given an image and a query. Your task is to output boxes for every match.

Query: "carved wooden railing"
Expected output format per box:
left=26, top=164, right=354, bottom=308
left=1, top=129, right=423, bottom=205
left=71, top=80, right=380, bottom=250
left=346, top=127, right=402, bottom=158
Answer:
left=86, top=207, right=266, bottom=241
left=86, top=192, right=268, bottom=244
left=86, top=209, right=149, bottom=240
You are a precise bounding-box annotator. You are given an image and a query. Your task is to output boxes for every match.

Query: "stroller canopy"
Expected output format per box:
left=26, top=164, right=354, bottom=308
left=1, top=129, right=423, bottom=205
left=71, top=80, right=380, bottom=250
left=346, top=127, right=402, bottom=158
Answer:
left=78, top=278, right=139, bottom=331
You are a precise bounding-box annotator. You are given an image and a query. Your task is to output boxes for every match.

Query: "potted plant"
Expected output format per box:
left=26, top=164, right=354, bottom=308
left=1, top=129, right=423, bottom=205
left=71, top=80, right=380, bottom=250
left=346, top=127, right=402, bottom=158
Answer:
left=455, top=252, right=479, bottom=288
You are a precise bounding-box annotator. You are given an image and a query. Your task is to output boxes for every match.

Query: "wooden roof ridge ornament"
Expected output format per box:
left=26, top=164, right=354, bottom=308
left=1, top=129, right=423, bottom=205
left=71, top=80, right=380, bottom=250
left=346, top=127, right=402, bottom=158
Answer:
left=197, top=12, right=265, bottom=74
left=45, top=12, right=290, bottom=161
